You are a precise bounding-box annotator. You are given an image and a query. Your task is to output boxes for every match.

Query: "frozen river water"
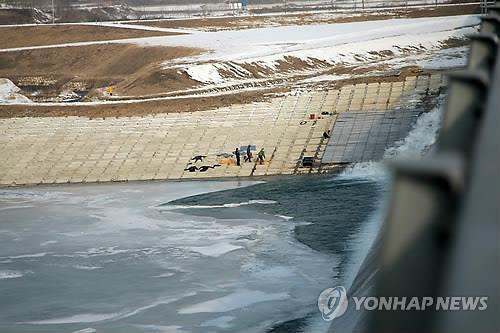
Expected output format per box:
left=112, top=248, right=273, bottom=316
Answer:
left=0, top=173, right=385, bottom=333
left=0, top=99, right=442, bottom=333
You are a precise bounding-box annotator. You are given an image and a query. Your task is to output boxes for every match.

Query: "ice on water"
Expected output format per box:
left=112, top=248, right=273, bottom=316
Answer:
left=0, top=180, right=336, bottom=332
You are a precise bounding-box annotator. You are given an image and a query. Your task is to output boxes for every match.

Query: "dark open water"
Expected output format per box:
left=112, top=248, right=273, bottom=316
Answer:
left=168, top=173, right=387, bottom=281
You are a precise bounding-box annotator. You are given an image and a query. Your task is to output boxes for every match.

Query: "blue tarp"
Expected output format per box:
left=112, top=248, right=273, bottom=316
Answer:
left=240, top=145, right=256, bottom=151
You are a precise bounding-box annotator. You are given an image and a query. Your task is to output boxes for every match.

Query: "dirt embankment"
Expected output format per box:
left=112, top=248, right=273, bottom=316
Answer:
left=0, top=68, right=439, bottom=119
left=0, top=25, right=182, bottom=49
left=0, top=89, right=279, bottom=119
left=0, top=43, right=201, bottom=97
left=138, top=4, right=480, bottom=32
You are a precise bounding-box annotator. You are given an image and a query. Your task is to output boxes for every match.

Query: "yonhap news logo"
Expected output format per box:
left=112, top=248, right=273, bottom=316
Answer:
left=317, top=286, right=349, bottom=321
left=318, top=286, right=488, bottom=322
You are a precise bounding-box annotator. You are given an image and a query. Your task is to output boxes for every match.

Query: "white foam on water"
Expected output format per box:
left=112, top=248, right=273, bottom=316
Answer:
left=338, top=102, right=444, bottom=182
left=73, top=265, right=103, bottom=271
left=132, top=325, right=187, bottom=333
left=159, top=199, right=277, bottom=210
left=0, top=205, right=35, bottom=211
left=21, top=313, right=120, bottom=325
left=72, top=328, right=96, bottom=333
left=0, top=270, right=24, bottom=280
left=178, top=289, right=290, bottom=314
left=152, top=272, right=176, bottom=278
left=301, top=99, right=445, bottom=333
left=40, top=240, right=57, bottom=247
left=75, top=247, right=130, bottom=257
left=384, top=103, right=443, bottom=160
left=275, top=214, right=294, bottom=220
left=336, top=161, right=387, bottom=182
left=1, top=252, right=48, bottom=260
left=327, top=105, right=444, bottom=289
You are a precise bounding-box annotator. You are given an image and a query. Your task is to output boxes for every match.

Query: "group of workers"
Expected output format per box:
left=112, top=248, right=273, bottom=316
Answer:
left=186, top=127, right=332, bottom=171
left=234, top=145, right=266, bottom=166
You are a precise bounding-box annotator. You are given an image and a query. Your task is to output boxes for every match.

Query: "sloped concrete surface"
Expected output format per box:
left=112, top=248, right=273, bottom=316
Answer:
left=0, top=74, right=445, bottom=186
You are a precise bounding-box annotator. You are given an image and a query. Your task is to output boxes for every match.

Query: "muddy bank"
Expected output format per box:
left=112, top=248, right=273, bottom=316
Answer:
left=0, top=43, right=201, bottom=100
left=0, top=88, right=278, bottom=119
left=0, top=24, right=182, bottom=49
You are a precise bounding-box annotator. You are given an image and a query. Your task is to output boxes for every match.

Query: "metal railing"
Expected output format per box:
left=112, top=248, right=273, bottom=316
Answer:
left=1, top=0, right=487, bottom=19
left=367, top=3, right=500, bottom=333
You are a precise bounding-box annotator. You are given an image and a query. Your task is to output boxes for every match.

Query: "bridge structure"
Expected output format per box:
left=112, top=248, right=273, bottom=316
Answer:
left=337, top=4, right=500, bottom=333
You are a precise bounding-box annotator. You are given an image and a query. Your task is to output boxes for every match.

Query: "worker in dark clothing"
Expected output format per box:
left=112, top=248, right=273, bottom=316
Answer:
left=323, top=130, right=331, bottom=140
left=245, top=145, right=252, bottom=162
left=234, top=148, right=241, bottom=166
left=257, top=148, right=266, bottom=165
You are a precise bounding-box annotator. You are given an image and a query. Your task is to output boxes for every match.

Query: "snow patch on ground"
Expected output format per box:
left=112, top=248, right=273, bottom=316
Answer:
left=183, top=25, right=475, bottom=83
left=185, top=63, right=224, bottom=83
left=149, top=15, right=479, bottom=83
left=414, top=46, right=469, bottom=69
left=0, top=15, right=476, bottom=104
left=0, top=79, right=31, bottom=104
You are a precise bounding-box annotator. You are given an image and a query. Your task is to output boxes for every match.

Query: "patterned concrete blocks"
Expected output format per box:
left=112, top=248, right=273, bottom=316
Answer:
left=0, top=74, right=445, bottom=186
left=322, top=110, right=421, bottom=163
